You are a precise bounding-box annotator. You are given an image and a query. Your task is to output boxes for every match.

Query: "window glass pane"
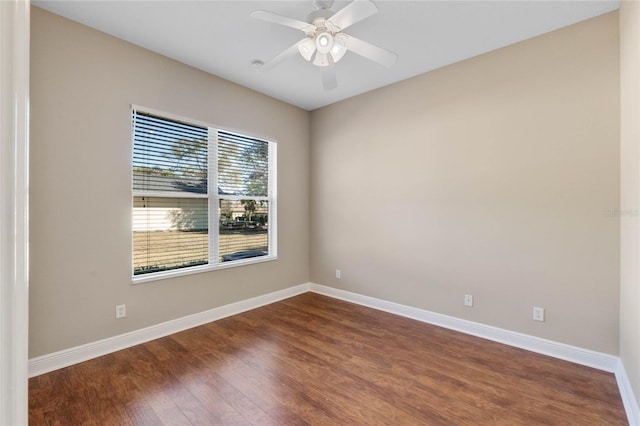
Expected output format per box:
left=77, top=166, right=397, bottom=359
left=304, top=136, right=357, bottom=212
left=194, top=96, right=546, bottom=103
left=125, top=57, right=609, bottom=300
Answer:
left=133, top=111, right=208, bottom=194
left=219, top=199, right=268, bottom=262
left=218, top=131, right=268, bottom=197
left=133, top=196, right=208, bottom=275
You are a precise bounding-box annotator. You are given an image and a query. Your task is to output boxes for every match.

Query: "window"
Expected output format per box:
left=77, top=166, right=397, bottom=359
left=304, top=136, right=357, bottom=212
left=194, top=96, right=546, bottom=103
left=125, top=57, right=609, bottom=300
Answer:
left=132, top=107, right=276, bottom=282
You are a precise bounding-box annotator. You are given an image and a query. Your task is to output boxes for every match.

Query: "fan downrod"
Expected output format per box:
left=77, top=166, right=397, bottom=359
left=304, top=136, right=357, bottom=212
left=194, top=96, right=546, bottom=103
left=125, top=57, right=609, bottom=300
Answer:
left=313, top=0, right=334, bottom=10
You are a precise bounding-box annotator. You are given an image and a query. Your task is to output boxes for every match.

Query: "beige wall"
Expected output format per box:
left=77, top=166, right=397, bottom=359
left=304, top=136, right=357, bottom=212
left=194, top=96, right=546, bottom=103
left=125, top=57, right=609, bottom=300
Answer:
left=310, top=13, right=620, bottom=354
left=29, top=7, right=310, bottom=358
left=620, top=0, right=640, bottom=409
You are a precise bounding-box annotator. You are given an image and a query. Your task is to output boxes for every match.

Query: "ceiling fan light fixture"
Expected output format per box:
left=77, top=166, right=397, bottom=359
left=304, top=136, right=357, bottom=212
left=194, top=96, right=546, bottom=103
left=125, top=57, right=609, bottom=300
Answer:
left=251, top=0, right=397, bottom=89
left=298, top=37, right=316, bottom=61
left=330, top=33, right=347, bottom=62
left=315, top=32, right=334, bottom=54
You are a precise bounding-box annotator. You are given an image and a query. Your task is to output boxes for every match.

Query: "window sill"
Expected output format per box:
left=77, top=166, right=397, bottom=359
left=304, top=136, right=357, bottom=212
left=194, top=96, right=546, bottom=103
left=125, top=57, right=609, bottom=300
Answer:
left=132, top=255, right=277, bottom=285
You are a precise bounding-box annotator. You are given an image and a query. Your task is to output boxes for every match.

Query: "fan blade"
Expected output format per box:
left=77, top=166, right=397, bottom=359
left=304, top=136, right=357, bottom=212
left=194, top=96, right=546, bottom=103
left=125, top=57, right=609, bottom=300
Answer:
left=345, top=34, right=398, bottom=67
left=251, top=10, right=316, bottom=33
left=327, top=0, right=378, bottom=31
left=259, top=39, right=306, bottom=72
left=322, top=63, right=337, bottom=90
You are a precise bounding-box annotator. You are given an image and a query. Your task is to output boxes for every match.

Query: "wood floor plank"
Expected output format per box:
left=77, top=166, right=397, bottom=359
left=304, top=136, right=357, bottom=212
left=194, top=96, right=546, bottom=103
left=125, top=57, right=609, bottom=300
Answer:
left=171, top=329, right=284, bottom=425
left=158, top=334, right=257, bottom=425
left=203, top=319, right=417, bottom=425
left=281, top=294, right=625, bottom=423
left=253, top=301, right=525, bottom=419
left=29, top=293, right=628, bottom=425
left=223, top=307, right=456, bottom=424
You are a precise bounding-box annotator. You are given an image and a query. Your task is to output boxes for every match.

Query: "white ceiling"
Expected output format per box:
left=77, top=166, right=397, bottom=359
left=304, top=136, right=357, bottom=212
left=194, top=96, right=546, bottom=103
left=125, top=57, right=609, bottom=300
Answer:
left=33, top=0, right=619, bottom=111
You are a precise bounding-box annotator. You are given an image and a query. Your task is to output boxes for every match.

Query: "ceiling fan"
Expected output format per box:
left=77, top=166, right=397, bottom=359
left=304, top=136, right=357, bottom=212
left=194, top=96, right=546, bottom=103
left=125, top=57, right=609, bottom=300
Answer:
left=251, top=0, right=398, bottom=90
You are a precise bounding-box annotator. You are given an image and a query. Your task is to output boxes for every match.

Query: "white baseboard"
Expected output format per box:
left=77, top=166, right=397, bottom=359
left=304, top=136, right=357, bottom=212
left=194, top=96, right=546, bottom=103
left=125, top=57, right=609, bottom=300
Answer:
left=28, top=283, right=310, bottom=378
left=28, top=282, right=621, bottom=374
left=617, top=359, right=640, bottom=426
left=309, top=283, right=619, bottom=371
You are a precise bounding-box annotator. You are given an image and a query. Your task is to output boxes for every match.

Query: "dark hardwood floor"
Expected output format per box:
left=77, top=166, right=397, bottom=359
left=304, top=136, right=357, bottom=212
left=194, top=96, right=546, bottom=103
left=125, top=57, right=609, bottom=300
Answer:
left=29, top=293, right=627, bottom=425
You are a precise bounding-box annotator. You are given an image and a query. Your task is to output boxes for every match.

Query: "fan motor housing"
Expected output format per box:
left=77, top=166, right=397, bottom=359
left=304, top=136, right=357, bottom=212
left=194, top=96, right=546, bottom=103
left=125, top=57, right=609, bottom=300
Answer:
left=308, top=9, right=334, bottom=26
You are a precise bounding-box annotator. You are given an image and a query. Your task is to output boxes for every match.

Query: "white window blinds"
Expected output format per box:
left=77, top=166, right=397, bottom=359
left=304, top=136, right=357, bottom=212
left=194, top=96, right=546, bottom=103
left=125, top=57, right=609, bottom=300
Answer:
left=217, top=131, right=271, bottom=263
left=218, top=131, right=268, bottom=197
left=133, top=112, right=208, bottom=194
left=132, top=111, right=210, bottom=276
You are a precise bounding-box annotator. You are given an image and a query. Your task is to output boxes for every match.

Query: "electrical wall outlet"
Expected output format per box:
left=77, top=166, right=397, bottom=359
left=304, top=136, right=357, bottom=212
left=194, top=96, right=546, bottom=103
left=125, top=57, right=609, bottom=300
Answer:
left=464, top=294, right=473, bottom=307
left=115, top=304, right=126, bottom=319
left=533, top=307, right=545, bottom=322
left=336, top=269, right=341, bottom=279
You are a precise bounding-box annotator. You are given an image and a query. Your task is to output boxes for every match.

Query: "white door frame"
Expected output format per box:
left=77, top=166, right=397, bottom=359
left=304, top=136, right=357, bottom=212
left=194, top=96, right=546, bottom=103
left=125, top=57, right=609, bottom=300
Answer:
left=0, top=0, right=30, bottom=424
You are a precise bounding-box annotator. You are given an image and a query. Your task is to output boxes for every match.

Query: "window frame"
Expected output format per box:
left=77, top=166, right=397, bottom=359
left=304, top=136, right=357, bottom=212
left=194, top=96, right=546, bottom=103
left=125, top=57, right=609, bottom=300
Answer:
left=131, top=105, right=277, bottom=284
